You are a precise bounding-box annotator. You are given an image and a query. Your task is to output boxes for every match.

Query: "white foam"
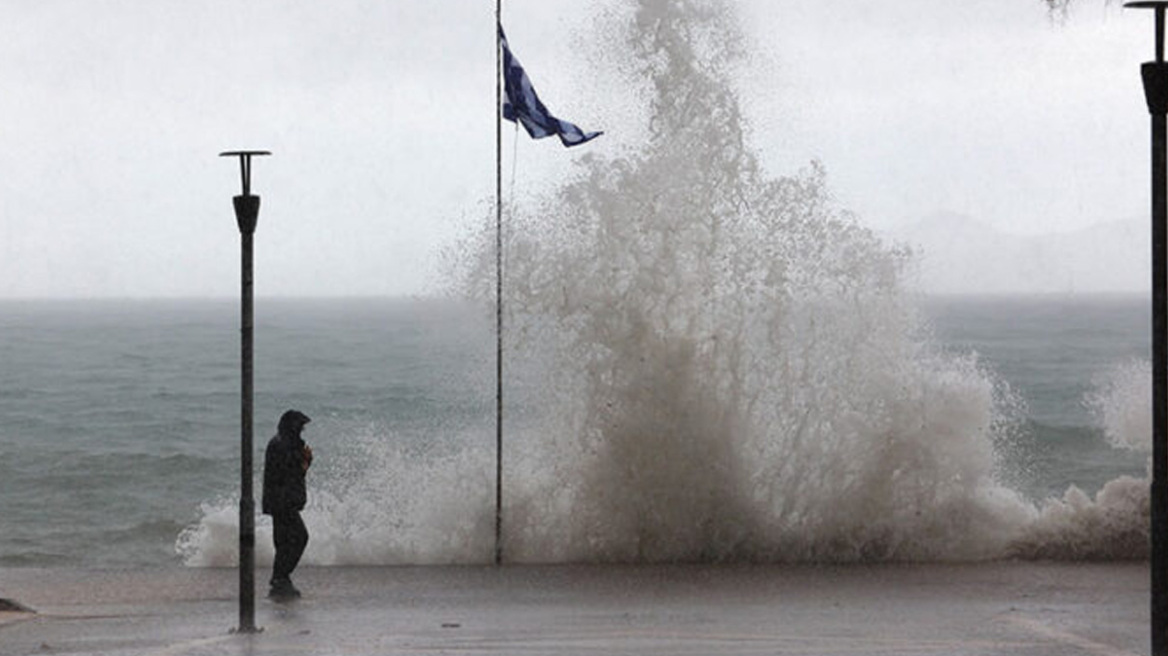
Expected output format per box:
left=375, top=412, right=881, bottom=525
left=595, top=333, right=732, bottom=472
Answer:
left=176, top=422, right=494, bottom=566
left=1088, top=359, right=1152, bottom=455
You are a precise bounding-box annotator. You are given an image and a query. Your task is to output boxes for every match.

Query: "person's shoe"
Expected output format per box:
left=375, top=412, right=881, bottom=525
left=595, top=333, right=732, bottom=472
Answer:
left=268, top=578, right=301, bottom=599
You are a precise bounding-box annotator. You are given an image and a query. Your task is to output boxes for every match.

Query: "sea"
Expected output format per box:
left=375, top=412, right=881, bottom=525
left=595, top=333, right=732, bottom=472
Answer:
left=0, top=294, right=1153, bottom=569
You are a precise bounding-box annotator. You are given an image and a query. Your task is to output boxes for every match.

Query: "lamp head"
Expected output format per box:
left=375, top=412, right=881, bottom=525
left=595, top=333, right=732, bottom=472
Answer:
left=219, top=150, right=272, bottom=196
left=220, top=150, right=270, bottom=234
left=1127, top=1, right=1168, bottom=62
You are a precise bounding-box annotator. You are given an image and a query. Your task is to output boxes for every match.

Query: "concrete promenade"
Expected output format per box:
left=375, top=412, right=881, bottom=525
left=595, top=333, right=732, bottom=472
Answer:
left=0, top=562, right=1151, bottom=655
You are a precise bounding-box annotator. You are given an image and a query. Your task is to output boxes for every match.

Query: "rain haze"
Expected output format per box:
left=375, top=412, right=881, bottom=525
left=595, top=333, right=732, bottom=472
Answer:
left=0, top=0, right=1152, bottom=298
left=0, top=6, right=1162, bottom=642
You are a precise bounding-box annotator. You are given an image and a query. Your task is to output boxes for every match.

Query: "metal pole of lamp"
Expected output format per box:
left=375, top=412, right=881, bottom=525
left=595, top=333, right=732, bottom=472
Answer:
left=1126, top=3, right=1168, bottom=653
left=220, top=149, right=271, bottom=634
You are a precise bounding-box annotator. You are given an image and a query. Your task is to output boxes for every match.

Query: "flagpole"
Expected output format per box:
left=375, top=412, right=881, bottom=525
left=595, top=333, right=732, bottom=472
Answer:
left=492, top=11, right=600, bottom=568
left=494, top=0, right=505, bottom=567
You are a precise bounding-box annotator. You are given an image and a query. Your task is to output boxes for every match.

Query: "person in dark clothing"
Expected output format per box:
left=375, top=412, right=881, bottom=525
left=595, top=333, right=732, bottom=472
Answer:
left=262, top=409, right=313, bottom=598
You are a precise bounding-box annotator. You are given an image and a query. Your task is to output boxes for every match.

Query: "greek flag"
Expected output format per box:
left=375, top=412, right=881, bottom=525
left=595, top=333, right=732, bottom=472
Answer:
left=499, top=25, right=602, bottom=148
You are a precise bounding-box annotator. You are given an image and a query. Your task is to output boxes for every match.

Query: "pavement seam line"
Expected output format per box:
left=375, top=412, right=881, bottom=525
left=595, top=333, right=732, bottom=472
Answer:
left=1005, top=615, right=1141, bottom=656
left=144, top=634, right=235, bottom=656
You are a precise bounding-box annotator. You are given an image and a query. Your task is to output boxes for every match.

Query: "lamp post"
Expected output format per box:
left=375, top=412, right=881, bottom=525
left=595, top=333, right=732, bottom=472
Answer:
left=220, top=149, right=271, bottom=634
left=1126, top=3, right=1168, bottom=654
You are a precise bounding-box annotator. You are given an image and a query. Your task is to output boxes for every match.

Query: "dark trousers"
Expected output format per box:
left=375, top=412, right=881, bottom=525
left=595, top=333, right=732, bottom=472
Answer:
left=271, top=511, right=308, bottom=584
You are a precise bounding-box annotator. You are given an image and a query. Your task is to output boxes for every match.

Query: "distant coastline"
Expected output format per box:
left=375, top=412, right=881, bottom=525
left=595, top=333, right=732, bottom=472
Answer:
left=883, top=213, right=1148, bottom=296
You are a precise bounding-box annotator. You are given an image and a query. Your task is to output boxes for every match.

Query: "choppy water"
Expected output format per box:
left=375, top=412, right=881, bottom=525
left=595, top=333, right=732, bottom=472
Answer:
left=0, top=294, right=1151, bottom=568
left=926, top=295, right=1149, bottom=501
left=0, top=299, right=493, bottom=567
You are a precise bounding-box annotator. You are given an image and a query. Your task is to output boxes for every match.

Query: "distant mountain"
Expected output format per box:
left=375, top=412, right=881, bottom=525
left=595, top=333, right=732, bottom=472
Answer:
left=882, top=212, right=1148, bottom=295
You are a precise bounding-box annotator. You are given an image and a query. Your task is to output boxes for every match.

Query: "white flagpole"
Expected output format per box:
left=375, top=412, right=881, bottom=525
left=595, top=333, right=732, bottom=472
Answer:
left=494, top=0, right=505, bottom=567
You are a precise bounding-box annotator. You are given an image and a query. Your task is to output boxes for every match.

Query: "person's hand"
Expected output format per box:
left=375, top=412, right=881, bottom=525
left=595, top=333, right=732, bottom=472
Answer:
left=302, top=445, right=313, bottom=471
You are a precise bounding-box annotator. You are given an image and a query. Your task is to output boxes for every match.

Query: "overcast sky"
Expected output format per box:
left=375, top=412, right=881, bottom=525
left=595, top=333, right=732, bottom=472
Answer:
left=0, top=0, right=1151, bottom=298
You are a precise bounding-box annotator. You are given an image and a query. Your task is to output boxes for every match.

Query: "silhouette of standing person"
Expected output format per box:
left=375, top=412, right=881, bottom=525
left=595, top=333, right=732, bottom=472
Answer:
left=262, top=409, right=313, bottom=599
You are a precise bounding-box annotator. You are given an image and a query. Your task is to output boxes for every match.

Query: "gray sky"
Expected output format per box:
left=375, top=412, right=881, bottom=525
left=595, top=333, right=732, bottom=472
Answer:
left=0, top=0, right=1151, bottom=298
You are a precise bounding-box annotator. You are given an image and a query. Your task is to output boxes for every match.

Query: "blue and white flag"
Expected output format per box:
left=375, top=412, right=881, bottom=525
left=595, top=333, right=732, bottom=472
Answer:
left=499, top=25, right=602, bottom=148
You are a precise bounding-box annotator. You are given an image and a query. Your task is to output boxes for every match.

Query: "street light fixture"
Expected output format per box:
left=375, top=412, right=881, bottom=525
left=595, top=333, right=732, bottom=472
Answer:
left=220, top=149, right=271, bottom=634
left=1124, top=3, right=1168, bottom=654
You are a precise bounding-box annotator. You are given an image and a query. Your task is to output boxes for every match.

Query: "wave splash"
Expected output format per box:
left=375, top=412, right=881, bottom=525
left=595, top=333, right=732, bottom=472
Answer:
left=177, top=0, right=1148, bottom=566
left=1007, top=361, right=1152, bottom=561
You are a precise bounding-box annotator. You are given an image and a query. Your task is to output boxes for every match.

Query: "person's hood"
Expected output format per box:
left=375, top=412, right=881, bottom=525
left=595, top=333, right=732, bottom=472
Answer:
left=277, top=409, right=311, bottom=437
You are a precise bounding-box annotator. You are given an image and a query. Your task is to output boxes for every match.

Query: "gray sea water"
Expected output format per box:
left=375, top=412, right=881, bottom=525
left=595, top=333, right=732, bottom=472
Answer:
left=0, top=298, right=493, bottom=568
left=925, top=295, right=1149, bottom=500
left=0, top=295, right=1150, bottom=569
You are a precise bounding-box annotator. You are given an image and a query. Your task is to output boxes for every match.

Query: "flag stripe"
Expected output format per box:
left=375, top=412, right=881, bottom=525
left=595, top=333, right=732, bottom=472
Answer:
left=499, top=24, right=602, bottom=148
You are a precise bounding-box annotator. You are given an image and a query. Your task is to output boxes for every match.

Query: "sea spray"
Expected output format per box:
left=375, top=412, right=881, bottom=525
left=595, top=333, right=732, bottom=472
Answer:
left=453, top=0, right=1040, bottom=563
left=475, top=0, right=1153, bottom=562
left=1005, top=360, right=1153, bottom=560
left=176, top=418, right=496, bottom=566
left=1088, top=359, right=1152, bottom=456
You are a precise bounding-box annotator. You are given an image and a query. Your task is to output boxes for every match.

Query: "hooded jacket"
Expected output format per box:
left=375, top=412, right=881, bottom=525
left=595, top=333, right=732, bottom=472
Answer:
left=262, top=413, right=309, bottom=515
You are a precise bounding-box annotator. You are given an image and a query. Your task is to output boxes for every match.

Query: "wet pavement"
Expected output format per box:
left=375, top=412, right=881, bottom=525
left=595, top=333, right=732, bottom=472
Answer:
left=0, top=562, right=1150, bottom=655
